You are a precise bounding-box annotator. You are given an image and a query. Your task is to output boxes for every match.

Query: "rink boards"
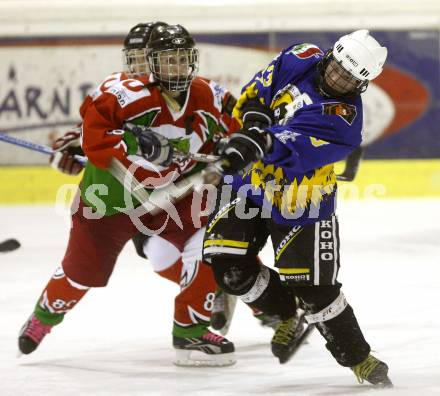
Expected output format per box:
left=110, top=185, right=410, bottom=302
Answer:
left=0, top=159, right=439, bottom=204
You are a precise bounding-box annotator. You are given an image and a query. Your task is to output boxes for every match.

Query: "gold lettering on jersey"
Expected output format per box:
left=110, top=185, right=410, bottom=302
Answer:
left=255, top=64, right=274, bottom=87
left=246, top=161, right=336, bottom=213
left=310, top=137, right=330, bottom=147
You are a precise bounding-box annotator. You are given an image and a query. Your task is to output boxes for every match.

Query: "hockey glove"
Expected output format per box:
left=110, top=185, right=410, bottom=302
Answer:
left=50, top=129, right=84, bottom=175
left=219, top=128, right=272, bottom=174
left=126, top=124, right=174, bottom=167
left=241, top=98, right=274, bottom=130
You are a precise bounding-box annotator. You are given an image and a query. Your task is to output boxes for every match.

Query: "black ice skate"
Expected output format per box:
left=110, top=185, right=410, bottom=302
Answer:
left=271, top=309, right=312, bottom=364
left=173, top=330, right=236, bottom=367
left=352, top=354, right=393, bottom=387
left=18, top=314, right=52, bottom=355
left=210, top=289, right=237, bottom=335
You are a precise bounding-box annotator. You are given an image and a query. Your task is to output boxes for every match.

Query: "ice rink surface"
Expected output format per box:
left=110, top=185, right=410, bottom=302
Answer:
left=1, top=199, right=439, bottom=396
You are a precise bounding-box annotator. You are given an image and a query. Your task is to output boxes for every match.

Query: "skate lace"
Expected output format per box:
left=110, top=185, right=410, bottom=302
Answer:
left=202, top=331, right=226, bottom=344
left=352, top=355, right=380, bottom=384
left=272, top=317, right=296, bottom=345
left=24, top=316, right=52, bottom=343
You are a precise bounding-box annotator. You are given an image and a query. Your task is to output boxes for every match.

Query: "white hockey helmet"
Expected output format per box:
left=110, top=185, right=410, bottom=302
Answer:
left=333, top=29, right=387, bottom=81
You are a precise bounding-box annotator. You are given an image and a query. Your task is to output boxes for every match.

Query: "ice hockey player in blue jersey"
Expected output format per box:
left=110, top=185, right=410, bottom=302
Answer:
left=203, top=30, right=392, bottom=386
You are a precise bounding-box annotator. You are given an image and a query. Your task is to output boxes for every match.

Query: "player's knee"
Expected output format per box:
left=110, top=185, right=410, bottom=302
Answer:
left=210, top=256, right=260, bottom=296
left=294, top=285, right=341, bottom=312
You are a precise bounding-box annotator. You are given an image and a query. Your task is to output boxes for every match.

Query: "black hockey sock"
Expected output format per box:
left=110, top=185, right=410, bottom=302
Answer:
left=315, top=304, right=370, bottom=367
left=243, top=267, right=297, bottom=320
left=295, top=286, right=370, bottom=367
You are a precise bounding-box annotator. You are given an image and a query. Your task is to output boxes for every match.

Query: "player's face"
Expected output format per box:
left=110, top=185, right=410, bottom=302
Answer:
left=324, top=59, right=362, bottom=95
left=124, top=49, right=149, bottom=76
left=149, top=47, right=199, bottom=91
left=156, top=49, right=193, bottom=80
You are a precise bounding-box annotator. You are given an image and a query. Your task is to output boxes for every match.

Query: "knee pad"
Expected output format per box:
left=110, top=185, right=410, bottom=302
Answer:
left=211, top=257, right=296, bottom=319
left=210, top=256, right=260, bottom=296
left=294, top=285, right=342, bottom=314
left=304, top=292, right=347, bottom=325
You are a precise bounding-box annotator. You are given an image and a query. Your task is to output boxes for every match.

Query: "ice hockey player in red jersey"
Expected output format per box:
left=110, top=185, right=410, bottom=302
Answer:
left=49, top=21, right=285, bottom=343
left=18, top=22, right=236, bottom=367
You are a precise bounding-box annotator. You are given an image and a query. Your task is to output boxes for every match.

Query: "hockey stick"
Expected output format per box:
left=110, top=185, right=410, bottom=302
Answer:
left=123, top=122, right=220, bottom=163
left=336, top=147, right=363, bottom=182
left=123, top=123, right=221, bottom=164
left=0, top=131, right=223, bottom=216
left=0, top=132, right=217, bottom=165
left=108, top=157, right=222, bottom=217
left=0, top=132, right=87, bottom=165
left=173, top=151, right=220, bottom=164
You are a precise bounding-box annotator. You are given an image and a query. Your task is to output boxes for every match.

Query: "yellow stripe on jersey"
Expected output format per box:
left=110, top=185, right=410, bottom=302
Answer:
left=203, top=239, right=249, bottom=249
left=279, top=268, right=311, bottom=274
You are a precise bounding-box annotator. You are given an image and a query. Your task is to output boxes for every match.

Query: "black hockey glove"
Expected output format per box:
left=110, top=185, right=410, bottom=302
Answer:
left=125, top=124, right=174, bottom=167
left=241, top=98, right=274, bottom=130
left=219, top=128, right=272, bottom=174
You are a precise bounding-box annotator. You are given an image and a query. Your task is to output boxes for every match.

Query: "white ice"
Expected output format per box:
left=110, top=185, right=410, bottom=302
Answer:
left=1, top=199, right=439, bottom=396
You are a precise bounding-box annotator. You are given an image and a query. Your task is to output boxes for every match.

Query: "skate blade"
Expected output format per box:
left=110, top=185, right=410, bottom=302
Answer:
left=372, top=378, right=393, bottom=388
left=173, top=350, right=236, bottom=367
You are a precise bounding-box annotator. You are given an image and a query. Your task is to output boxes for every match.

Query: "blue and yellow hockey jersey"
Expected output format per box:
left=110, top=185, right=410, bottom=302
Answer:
left=231, top=43, right=363, bottom=226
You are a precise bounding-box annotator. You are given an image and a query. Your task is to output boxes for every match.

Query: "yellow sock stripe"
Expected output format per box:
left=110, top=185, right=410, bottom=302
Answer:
left=203, top=239, right=249, bottom=249
left=275, top=229, right=303, bottom=261
left=279, top=268, right=310, bottom=274
left=206, top=204, right=237, bottom=233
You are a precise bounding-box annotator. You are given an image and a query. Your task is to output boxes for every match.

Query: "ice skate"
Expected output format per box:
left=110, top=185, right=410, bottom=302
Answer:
left=352, top=354, right=393, bottom=387
left=271, top=309, right=311, bottom=364
left=210, top=289, right=237, bottom=336
left=18, top=314, right=53, bottom=355
left=173, top=329, right=235, bottom=367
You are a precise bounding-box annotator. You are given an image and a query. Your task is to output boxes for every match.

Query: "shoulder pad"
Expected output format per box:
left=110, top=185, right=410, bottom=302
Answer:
left=90, top=72, right=124, bottom=101
left=106, top=79, right=151, bottom=108
left=285, top=43, right=324, bottom=60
